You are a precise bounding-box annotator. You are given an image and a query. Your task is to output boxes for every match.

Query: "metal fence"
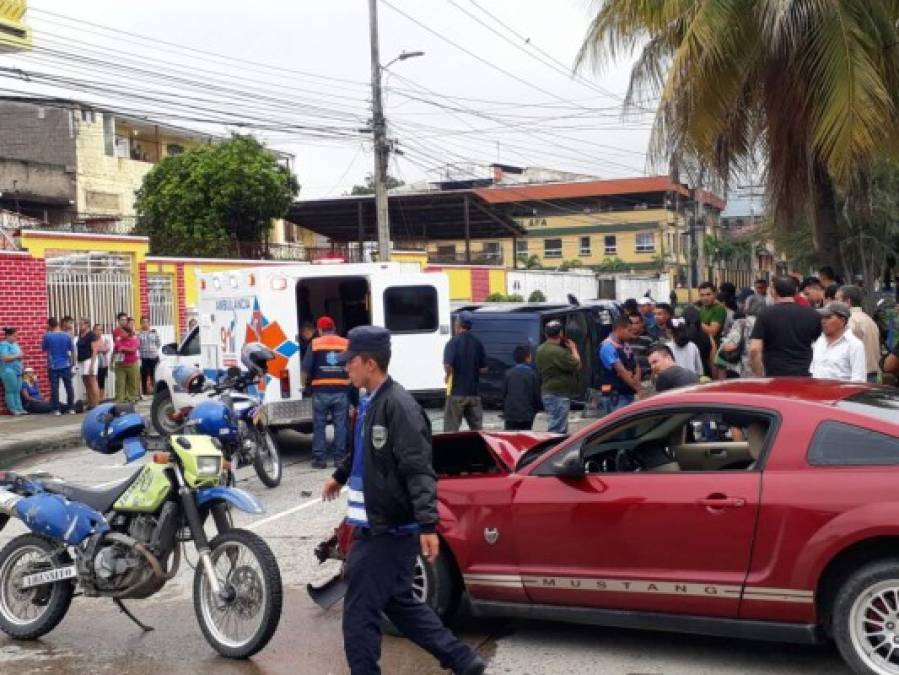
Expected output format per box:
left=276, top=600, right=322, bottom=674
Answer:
left=46, top=252, right=133, bottom=330
left=148, top=273, right=176, bottom=345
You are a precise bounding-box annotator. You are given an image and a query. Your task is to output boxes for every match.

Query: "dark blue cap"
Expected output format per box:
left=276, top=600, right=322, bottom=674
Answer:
left=338, top=325, right=391, bottom=362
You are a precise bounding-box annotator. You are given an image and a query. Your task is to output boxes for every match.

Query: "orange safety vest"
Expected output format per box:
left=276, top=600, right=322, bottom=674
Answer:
left=309, top=334, right=351, bottom=387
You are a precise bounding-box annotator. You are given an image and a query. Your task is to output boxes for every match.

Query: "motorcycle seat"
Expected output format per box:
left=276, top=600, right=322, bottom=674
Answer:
left=43, top=469, right=143, bottom=513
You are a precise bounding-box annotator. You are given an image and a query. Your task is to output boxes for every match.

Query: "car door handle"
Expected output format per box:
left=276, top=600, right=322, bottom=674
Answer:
left=698, top=496, right=746, bottom=509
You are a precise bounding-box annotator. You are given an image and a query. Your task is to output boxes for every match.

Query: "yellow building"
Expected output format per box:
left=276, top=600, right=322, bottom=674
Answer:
left=0, top=97, right=297, bottom=248
left=0, top=0, right=31, bottom=52
left=423, top=176, right=732, bottom=290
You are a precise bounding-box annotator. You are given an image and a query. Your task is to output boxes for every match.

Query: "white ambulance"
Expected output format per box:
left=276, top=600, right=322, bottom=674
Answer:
left=151, top=262, right=451, bottom=435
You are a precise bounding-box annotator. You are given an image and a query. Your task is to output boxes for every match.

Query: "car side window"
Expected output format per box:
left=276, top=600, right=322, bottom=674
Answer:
left=574, top=409, right=773, bottom=475
left=180, top=328, right=200, bottom=356
left=808, top=422, right=899, bottom=466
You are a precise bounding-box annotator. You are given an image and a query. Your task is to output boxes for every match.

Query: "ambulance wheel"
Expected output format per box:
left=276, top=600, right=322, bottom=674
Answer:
left=151, top=388, right=183, bottom=436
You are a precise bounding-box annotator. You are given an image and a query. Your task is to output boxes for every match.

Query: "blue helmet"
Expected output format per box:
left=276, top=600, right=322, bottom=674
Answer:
left=186, top=399, right=236, bottom=441
left=82, top=403, right=146, bottom=455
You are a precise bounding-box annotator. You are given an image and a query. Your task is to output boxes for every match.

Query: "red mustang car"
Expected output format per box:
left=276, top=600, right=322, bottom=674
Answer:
left=310, top=380, right=899, bottom=675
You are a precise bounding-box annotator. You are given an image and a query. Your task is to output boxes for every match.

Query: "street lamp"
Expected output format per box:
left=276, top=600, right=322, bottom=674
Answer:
left=383, top=50, right=425, bottom=71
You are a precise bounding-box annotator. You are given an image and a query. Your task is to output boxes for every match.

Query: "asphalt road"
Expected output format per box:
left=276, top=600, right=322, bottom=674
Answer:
left=0, top=414, right=853, bottom=674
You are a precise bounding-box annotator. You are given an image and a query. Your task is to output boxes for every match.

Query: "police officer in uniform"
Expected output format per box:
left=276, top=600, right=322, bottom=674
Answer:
left=322, top=326, right=485, bottom=675
left=301, top=316, right=351, bottom=469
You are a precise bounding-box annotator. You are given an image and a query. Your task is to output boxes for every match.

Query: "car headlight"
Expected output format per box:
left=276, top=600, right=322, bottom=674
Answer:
left=196, top=456, right=222, bottom=476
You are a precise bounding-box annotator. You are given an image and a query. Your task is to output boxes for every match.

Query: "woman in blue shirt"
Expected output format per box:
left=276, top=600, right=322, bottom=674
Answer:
left=0, top=327, right=26, bottom=415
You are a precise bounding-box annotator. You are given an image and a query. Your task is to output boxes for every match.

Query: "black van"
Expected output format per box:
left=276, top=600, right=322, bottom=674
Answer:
left=450, top=303, right=605, bottom=408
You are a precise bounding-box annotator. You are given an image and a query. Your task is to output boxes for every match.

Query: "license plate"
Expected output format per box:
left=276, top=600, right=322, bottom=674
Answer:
left=20, top=566, right=77, bottom=589
left=0, top=488, right=21, bottom=514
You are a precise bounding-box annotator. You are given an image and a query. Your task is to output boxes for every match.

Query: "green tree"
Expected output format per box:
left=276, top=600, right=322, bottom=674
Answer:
left=578, top=1, right=899, bottom=268
left=517, top=254, right=542, bottom=269
left=528, top=289, right=547, bottom=302
left=135, top=135, right=298, bottom=258
left=558, top=259, right=584, bottom=272
left=597, top=256, right=629, bottom=273
left=350, top=174, right=405, bottom=195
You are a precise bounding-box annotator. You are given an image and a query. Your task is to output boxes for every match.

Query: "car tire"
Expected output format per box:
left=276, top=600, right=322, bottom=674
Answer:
left=383, top=547, right=461, bottom=636
left=151, top=387, right=183, bottom=436
left=833, top=558, right=899, bottom=675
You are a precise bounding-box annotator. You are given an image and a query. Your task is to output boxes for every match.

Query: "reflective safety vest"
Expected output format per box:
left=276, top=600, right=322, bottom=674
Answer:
left=309, top=334, right=350, bottom=388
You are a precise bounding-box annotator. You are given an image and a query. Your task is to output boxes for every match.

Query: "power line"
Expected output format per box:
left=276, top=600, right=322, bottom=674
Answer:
left=446, top=0, right=646, bottom=109
left=379, top=0, right=618, bottom=110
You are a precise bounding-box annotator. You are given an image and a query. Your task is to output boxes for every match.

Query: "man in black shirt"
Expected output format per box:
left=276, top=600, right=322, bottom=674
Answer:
left=442, top=314, right=487, bottom=431
left=501, top=345, right=542, bottom=430
left=749, top=276, right=822, bottom=376
left=648, top=345, right=699, bottom=392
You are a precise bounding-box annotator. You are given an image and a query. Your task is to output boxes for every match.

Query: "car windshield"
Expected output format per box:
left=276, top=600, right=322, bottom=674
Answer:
left=836, top=388, right=899, bottom=425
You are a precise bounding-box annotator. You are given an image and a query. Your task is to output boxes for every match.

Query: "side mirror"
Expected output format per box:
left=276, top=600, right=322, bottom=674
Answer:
left=549, top=449, right=585, bottom=479
left=161, top=343, right=177, bottom=356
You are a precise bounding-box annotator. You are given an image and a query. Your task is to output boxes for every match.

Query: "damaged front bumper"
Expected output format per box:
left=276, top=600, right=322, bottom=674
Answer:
left=307, top=528, right=350, bottom=610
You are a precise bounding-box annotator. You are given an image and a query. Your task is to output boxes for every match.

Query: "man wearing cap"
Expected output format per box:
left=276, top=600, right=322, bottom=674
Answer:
left=535, top=320, right=581, bottom=433
left=598, top=315, right=642, bottom=411
left=322, top=326, right=485, bottom=675
left=442, top=313, right=486, bottom=432
left=810, top=302, right=867, bottom=382
left=302, top=316, right=351, bottom=469
left=637, top=296, right=662, bottom=338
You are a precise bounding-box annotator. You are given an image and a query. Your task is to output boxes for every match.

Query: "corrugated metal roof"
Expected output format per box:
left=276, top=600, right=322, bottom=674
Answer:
left=473, top=175, right=726, bottom=210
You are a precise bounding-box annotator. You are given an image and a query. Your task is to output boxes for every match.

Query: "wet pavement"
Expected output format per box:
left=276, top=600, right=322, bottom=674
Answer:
left=0, top=410, right=852, bottom=674
left=0, top=589, right=496, bottom=675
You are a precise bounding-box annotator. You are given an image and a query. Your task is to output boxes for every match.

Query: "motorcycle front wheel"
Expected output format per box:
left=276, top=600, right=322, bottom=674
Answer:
left=193, top=528, right=282, bottom=659
left=252, top=429, right=282, bottom=488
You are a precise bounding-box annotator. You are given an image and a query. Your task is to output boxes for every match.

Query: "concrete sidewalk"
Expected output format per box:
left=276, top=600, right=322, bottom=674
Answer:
left=0, top=401, right=151, bottom=468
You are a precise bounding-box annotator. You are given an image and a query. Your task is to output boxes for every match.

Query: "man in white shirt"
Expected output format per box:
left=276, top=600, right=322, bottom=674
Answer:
left=836, top=285, right=881, bottom=381
left=810, top=302, right=867, bottom=382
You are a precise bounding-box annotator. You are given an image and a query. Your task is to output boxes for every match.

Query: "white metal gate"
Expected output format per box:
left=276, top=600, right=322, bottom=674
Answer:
left=46, top=252, right=133, bottom=329
left=148, top=273, right=176, bottom=345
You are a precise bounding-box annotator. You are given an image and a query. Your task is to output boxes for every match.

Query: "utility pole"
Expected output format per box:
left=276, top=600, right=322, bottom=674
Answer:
left=368, top=0, right=391, bottom=262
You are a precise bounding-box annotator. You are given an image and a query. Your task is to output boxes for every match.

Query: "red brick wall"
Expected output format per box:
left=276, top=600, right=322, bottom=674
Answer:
left=471, top=268, right=490, bottom=302
left=137, top=261, right=149, bottom=320
left=175, top=263, right=187, bottom=337
left=0, top=251, right=48, bottom=414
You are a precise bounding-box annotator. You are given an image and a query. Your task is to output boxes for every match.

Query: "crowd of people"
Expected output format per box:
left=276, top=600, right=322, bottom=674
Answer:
left=0, top=313, right=163, bottom=416
left=439, top=268, right=896, bottom=435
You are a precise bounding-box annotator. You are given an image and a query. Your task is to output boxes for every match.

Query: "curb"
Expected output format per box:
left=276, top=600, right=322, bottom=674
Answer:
left=0, top=425, right=84, bottom=469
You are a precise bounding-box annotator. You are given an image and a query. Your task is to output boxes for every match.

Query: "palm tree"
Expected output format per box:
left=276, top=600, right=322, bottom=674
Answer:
left=577, top=1, right=899, bottom=268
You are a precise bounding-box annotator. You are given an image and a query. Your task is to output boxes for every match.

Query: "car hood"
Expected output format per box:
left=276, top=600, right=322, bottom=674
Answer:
left=441, top=430, right=559, bottom=472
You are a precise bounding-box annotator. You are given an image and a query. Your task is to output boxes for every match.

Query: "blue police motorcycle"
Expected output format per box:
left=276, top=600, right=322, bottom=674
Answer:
left=0, top=403, right=282, bottom=658
left=175, top=343, right=282, bottom=489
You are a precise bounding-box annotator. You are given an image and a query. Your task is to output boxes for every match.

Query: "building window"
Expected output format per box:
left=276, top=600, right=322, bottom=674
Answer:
left=383, top=286, right=438, bottom=333
left=482, top=242, right=501, bottom=263
left=102, top=115, right=115, bottom=157
left=579, top=236, right=591, bottom=256
left=515, top=239, right=528, bottom=256
left=436, top=244, right=456, bottom=258
left=604, top=235, right=617, bottom=255
left=80, top=109, right=95, bottom=123
left=544, top=238, right=562, bottom=259
left=166, top=144, right=185, bottom=156
left=636, top=232, right=656, bottom=253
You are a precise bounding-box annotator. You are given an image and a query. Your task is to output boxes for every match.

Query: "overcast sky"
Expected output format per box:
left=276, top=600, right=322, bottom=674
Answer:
left=1, top=1, right=659, bottom=198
